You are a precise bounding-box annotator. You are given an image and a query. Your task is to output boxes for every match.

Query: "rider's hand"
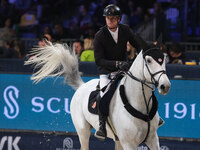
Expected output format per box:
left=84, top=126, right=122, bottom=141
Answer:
left=116, top=61, right=130, bottom=71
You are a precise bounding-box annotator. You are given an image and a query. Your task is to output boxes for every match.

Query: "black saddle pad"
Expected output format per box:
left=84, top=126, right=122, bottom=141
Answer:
left=88, top=89, right=100, bottom=115
left=88, top=72, right=124, bottom=115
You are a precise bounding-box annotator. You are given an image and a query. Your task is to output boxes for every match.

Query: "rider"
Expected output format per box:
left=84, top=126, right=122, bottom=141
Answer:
left=94, top=4, right=142, bottom=140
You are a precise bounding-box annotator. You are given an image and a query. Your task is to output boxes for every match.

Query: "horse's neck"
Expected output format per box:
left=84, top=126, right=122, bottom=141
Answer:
left=123, top=52, right=152, bottom=113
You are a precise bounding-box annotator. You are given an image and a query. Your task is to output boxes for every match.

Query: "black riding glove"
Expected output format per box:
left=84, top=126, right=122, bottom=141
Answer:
left=116, top=61, right=130, bottom=71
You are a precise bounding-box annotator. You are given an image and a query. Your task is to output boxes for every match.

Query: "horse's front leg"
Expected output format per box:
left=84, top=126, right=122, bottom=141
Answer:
left=145, top=134, right=160, bottom=150
left=119, top=140, right=138, bottom=150
left=115, top=141, right=123, bottom=150
left=121, top=143, right=137, bottom=150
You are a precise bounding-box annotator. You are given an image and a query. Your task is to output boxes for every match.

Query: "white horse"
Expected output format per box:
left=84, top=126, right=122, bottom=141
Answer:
left=25, top=40, right=171, bottom=150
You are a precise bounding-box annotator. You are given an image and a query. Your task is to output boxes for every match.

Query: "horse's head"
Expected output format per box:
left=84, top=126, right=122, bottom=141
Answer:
left=142, top=36, right=170, bottom=95
left=129, top=34, right=171, bottom=95
left=143, top=46, right=170, bottom=95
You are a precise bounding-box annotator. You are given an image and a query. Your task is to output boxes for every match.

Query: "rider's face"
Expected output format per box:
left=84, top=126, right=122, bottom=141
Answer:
left=105, top=16, right=120, bottom=30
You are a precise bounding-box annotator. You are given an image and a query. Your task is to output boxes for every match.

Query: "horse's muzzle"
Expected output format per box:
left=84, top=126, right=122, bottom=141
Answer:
left=158, top=82, right=171, bottom=95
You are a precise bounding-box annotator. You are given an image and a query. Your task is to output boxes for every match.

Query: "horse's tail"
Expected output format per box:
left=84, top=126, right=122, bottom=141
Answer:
left=24, top=41, right=84, bottom=90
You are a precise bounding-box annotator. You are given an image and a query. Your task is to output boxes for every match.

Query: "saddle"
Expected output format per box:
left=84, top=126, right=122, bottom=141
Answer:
left=88, top=73, right=124, bottom=115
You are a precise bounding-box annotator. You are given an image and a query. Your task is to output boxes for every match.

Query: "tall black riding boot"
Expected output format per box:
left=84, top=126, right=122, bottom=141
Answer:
left=95, top=113, right=107, bottom=140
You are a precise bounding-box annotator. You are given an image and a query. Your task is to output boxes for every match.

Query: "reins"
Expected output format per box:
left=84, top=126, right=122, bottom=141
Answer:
left=125, top=70, right=155, bottom=90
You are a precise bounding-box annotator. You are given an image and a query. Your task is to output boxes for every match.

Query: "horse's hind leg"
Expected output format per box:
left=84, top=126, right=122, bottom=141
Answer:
left=145, top=134, right=160, bottom=150
left=73, top=116, right=92, bottom=150
left=77, top=124, right=92, bottom=150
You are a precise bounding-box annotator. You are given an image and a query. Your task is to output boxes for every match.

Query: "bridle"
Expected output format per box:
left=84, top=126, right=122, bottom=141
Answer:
left=142, top=47, right=166, bottom=88
left=125, top=48, right=166, bottom=90
left=143, top=58, right=166, bottom=88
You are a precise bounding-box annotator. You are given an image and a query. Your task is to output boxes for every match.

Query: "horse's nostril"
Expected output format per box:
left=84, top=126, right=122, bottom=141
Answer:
left=160, top=84, right=165, bottom=90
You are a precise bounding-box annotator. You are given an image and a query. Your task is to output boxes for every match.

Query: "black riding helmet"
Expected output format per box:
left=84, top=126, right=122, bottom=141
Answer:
left=103, top=4, right=121, bottom=17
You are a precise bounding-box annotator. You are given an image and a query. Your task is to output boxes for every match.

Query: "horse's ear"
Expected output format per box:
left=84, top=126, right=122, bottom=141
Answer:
left=135, top=34, right=148, bottom=50
left=156, top=33, right=163, bottom=47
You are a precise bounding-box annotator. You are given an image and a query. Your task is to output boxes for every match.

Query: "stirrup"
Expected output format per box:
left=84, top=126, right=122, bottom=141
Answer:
left=94, top=130, right=106, bottom=141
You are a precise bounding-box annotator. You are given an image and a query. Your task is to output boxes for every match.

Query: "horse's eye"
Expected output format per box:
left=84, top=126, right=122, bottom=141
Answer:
left=147, top=58, right=151, bottom=64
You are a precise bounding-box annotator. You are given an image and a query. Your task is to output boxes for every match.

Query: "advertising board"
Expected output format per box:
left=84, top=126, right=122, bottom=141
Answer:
left=0, top=74, right=200, bottom=139
left=0, top=131, right=200, bottom=150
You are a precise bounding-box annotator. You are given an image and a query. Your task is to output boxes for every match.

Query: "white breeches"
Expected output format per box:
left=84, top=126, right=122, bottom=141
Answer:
left=99, top=72, right=118, bottom=97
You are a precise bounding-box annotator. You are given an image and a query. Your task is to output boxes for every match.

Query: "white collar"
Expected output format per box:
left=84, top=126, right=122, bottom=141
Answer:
left=108, top=27, right=118, bottom=33
left=108, top=27, right=119, bottom=43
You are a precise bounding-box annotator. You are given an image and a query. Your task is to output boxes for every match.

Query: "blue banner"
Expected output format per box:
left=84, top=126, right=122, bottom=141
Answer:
left=0, top=74, right=200, bottom=139
left=0, top=74, right=95, bottom=132
left=1, top=131, right=200, bottom=150
left=0, top=131, right=114, bottom=150
left=157, top=80, right=200, bottom=139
